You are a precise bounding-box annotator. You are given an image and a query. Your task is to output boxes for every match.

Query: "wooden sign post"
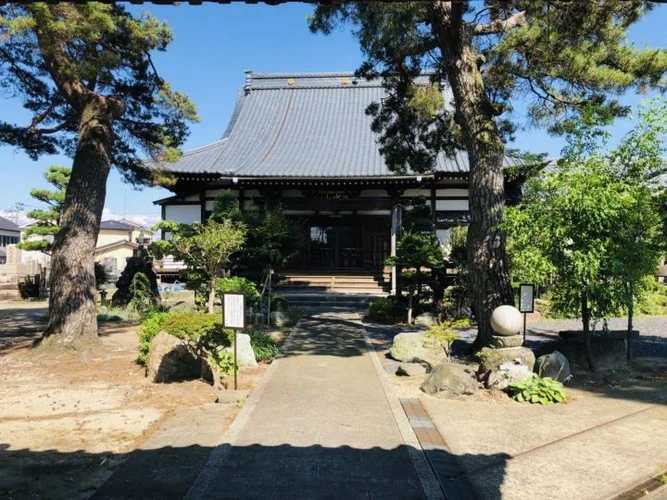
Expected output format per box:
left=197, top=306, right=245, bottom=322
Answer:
left=518, top=284, right=535, bottom=343
left=222, top=293, right=246, bottom=390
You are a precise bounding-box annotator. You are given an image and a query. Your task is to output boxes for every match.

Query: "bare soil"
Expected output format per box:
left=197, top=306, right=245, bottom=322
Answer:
left=0, top=300, right=274, bottom=499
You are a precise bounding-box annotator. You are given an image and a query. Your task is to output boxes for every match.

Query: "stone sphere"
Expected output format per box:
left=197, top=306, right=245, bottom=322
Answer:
left=490, top=305, right=523, bottom=336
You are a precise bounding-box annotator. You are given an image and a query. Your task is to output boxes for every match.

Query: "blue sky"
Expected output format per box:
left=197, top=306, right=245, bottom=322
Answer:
left=0, top=3, right=665, bottom=226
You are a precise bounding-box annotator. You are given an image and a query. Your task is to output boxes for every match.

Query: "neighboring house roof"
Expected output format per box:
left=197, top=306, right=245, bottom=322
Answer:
left=0, top=216, right=20, bottom=232
left=95, top=240, right=139, bottom=254
left=100, top=219, right=143, bottom=232
left=157, top=71, right=526, bottom=180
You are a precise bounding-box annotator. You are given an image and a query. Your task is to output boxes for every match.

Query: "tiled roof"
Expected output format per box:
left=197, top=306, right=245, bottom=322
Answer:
left=100, top=220, right=138, bottom=231
left=0, top=216, right=19, bottom=232
left=160, top=72, right=525, bottom=179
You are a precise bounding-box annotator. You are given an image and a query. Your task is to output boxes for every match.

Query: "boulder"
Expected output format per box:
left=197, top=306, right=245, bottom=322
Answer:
left=222, top=333, right=258, bottom=369
left=490, top=305, right=523, bottom=336
left=490, top=334, right=524, bottom=348
left=389, top=332, right=442, bottom=363
left=146, top=331, right=201, bottom=383
left=270, top=311, right=288, bottom=327
left=535, top=351, right=572, bottom=382
left=414, top=312, right=436, bottom=327
left=485, top=362, right=533, bottom=390
left=396, top=363, right=427, bottom=377
left=478, top=346, right=536, bottom=375
left=420, top=362, right=479, bottom=396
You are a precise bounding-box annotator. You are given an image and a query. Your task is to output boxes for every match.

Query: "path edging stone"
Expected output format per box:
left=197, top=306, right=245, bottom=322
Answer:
left=360, top=324, right=446, bottom=500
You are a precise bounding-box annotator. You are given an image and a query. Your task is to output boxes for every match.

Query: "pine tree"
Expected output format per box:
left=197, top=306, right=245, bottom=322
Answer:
left=17, top=166, right=70, bottom=254
left=0, top=4, right=198, bottom=347
left=310, top=1, right=667, bottom=347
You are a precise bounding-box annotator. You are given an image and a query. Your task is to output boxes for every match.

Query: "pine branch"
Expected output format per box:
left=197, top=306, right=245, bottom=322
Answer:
left=474, top=11, right=526, bottom=36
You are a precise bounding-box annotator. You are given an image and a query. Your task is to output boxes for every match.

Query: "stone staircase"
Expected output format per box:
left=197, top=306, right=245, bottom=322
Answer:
left=274, top=269, right=390, bottom=311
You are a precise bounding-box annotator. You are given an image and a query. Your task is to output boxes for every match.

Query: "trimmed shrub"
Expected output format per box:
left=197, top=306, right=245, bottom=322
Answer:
left=364, top=296, right=405, bottom=324
left=216, top=276, right=260, bottom=309
left=137, top=311, right=233, bottom=365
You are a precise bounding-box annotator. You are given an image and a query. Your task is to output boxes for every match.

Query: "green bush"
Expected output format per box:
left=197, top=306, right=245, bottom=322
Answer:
left=364, top=296, right=405, bottom=324
left=247, top=327, right=281, bottom=362
left=211, top=350, right=236, bottom=376
left=424, top=318, right=462, bottom=358
left=638, top=281, right=667, bottom=316
left=137, top=311, right=233, bottom=365
left=216, top=276, right=260, bottom=309
left=507, top=375, right=567, bottom=405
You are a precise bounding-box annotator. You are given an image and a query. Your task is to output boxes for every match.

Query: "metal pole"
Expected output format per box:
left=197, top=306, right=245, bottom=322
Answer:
left=233, top=329, right=238, bottom=390
left=523, top=312, right=527, bottom=344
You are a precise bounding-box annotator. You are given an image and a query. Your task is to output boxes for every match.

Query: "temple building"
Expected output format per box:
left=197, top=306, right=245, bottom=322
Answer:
left=153, top=71, right=526, bottom=294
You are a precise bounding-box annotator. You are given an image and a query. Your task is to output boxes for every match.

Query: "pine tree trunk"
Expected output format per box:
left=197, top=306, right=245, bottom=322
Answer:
left=431, top=2, right=513, bottom=349
left=581, top=290, right=596, bottom=371
left=43, top=96, right=121, bottom=347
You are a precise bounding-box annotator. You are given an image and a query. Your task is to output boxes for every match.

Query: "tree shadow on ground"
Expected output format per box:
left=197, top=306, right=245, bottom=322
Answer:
left=279, top=314, right=369, bottom=358
left=0, top=442, right=509, bottom=500
left=0, top=304, right=47, bottom=354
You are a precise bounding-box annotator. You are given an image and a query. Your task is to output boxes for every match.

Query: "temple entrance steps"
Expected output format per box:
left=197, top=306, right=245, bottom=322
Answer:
left=275, top=269, right=390, bottom=310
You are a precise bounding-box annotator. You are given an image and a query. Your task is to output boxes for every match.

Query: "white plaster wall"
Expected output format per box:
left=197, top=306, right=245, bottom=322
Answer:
left=165, top=205, right=201, bottom=224
left=436, top=199, right=469, bottom=211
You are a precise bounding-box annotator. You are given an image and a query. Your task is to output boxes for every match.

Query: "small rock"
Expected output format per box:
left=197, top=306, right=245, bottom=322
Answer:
left=222, top=333, right=257, bottom=368
left=490, top=334, right=524, bottom=348
left=414, top=312, right=436, bottom=327
left=535, top=351, right=572, bottom=382
left=396, top=363, right=427, bottom=377
left=485, top=362, right=533, bottom=390
left=270, top=311, right=288, bottom=327
left=478, top=346, right=536, bottom=375
left=490, top=305, right=523, bottom=336
left=420, top=362, right=479, bottom=396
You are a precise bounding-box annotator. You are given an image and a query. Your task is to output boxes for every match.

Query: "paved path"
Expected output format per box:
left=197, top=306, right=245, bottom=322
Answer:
left=187, top=311, right=428, bottom=499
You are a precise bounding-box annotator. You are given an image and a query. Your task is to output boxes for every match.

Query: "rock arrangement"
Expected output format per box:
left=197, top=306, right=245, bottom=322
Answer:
left=387, top=305, right=574, bottom=398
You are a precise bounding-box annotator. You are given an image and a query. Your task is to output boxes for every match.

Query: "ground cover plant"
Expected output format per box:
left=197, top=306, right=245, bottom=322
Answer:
left=507, top=375, right=567, bottom=405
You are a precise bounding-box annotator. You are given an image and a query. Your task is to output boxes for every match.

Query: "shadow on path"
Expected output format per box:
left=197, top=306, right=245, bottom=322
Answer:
left=1, top=444, right=510, bottom=500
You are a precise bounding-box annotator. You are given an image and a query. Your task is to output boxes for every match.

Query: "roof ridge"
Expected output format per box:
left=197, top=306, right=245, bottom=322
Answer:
left=251, top=72, right=357, bottom=79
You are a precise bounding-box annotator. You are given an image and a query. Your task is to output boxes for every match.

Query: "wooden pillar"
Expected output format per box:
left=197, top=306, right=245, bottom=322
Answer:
left=390, top=203, right=402, bottom=295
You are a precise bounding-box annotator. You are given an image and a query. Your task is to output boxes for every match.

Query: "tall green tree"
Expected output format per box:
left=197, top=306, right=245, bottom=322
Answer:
left=210, top=190, right=303, bottom=282
left=310, top=1, right=667, bottom=347
left=17, top=166, right=70, bottom=253
left=152, top=219, right=247, bottom=315
left=0, top=4, right=198, bottom=346
left=505, top=101, right=665, bottom=370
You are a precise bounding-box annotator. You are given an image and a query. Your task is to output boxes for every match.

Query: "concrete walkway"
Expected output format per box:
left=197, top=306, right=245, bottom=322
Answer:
left=186, top=311, right=431, bottom=499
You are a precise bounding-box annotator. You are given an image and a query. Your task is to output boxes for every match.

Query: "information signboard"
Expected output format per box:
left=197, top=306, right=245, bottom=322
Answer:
left=223, top=293, right=246, bottom=329
left=519, top=284, right=535, bottom=313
